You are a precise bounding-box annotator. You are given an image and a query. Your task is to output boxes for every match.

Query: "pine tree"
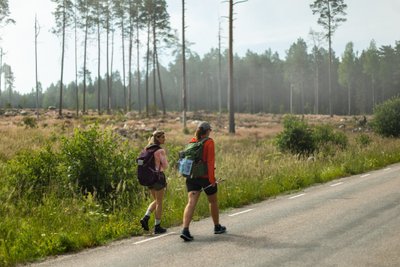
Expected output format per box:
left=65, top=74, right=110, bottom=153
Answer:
left=310, top=0, right=347, bottom=116
left=51, top=0, right=74, bottom=116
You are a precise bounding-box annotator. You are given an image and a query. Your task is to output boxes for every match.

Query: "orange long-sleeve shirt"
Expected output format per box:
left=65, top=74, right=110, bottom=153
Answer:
left=190, top=137, right=215, bottom=184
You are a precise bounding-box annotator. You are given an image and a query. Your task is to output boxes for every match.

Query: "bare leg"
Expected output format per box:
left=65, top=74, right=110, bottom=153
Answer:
left=146, top=189, right=157, bottom=213
left=152, top=188, right=165, bottom=221
left=182, top=191, right=201, bottom=228
left=207, top=193, right=219, bottom=225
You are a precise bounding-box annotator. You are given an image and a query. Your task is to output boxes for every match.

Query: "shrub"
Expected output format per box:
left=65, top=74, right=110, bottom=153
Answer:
left=22, top=117, right=37, bottom=128
left=5, top=145, right=66, bottom=202
left=61, top=125, right=138, bottom=200
left=356, top=133, right=372, bottom=147
left=275, top=115, right=315, bottom=156
left=313, top=124, right=334, bottom=146
left=372, top=96, right=400, bottom=137
left=275, top=116, right=348, bottom=157
left=313, top=124, right=348, bottom=151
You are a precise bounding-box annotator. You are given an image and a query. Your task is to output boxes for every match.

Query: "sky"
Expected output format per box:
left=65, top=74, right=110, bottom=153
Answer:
left=0, top=0, right=399, bottom=94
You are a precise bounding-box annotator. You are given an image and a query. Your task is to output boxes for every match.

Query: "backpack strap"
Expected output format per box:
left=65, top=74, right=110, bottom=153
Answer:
left=196, top=137, right=210, bottom=163
left=143, top=145, right=161, bottom=168
left=146, top=144, right=161, bottom=151
left=197, top=137, right=209, bottom=144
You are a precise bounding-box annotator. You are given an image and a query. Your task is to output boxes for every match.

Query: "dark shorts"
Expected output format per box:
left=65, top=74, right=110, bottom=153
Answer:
left=148, top=172, right=167, bottom=191
left=186, top=177, right=217, bottom=195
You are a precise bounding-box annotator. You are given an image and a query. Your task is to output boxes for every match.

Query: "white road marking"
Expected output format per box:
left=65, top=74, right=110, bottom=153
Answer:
left=361, top=174, right=371, bottom=178
left=289, top=193, right=305, bottom=199
left=228, top=209, right=254, bottom=217
left=384, top=168, right=391, bottom=171
left=330, top=182, right=344, bottom=187
left=134, top=232, right=175, bottom=245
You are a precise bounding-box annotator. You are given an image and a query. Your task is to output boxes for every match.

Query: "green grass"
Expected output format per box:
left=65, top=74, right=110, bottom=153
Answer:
left=1, top=125, right=400, bottom=266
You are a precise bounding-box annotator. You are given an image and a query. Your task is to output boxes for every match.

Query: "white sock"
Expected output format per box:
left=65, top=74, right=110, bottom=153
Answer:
left=155, top=219, right=161, bottom=226
left=145, top=209, right=152, bottom=217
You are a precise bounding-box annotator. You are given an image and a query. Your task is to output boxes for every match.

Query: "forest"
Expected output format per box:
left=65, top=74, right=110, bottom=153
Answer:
left=0, top=0, right=399, bottom=116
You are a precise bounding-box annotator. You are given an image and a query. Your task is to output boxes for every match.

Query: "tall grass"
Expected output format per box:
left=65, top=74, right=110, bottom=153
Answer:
left=1, top=122, right=400, bottom=266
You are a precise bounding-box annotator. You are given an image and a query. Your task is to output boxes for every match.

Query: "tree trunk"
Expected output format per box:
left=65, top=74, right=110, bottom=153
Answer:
left=106, top=14, right=111, bottom=114
left=128, top=18, right=133, bottom=111
left=83, top=20, right=88, bottom=114
left=145, top=19, right=151, bottom=117
left=301, top=81, right=304, bottom=114
left=0, top=48, right=3, bottom=106
left=314, top=59, right=319, bottom=114
left=136, top=10, right=141, bottom=114
left=218, top=22, right=222, bottom=113
left=121, top=19, right=127, bottom=112
left=228, top=0, right=235, bottom=133
left=181, top=0, right=187, bottom=128
left=328, top=2, right=333, bottom=116
left=110, top=27, right=114, bottom=112
left=155, top=48, right=166, bottom=115
left=35, top=15, right=39, bottom=119
left=74, top=3, right=78, bottom=117
left=328, top=37, right=332, bottom=116
left=152, top=19, right=157, bottom=115
left=59, top=3, right=66, bottom=117
left=97, top=12, right=101, bottom=115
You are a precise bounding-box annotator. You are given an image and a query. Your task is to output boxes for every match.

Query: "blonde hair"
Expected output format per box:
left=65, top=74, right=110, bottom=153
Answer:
left=147, top=130, right=165, bottom=147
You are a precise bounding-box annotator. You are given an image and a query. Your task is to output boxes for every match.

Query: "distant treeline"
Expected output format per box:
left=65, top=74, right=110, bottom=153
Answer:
left=1, top=39, right=399, bottom=115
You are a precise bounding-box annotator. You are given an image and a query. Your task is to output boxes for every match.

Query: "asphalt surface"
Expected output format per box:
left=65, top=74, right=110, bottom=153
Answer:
left=30, top=163, right=400, bottom=267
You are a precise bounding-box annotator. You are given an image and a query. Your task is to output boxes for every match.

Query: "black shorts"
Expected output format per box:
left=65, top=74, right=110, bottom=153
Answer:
left=186, top=178, right=217, bottom=195
left=148, top=172, right=167, bottom=191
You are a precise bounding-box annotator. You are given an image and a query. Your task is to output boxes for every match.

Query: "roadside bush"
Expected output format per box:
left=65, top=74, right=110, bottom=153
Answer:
left=5, top=145, right=66, bottom=202
left=372, top=96, right=400, bottom=137
left=276, top=116, right=348, bottom=157
left=313, top=124, right=348, bottom=154
left=356, top=133, right=372, bottom=147
left=275, top=115, right=315, bottom=156
left=61, top=125, right=138, bottom=201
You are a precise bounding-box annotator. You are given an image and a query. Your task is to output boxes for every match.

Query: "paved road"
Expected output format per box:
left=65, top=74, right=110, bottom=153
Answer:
left=31, top=164, right=400, bottom=267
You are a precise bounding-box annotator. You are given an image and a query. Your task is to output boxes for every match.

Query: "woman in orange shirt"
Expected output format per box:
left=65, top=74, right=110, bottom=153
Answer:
left=180, top=122, right=226, bottom=241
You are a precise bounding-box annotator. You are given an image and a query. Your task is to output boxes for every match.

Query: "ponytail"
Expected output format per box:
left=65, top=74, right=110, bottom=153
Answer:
left=195, top=128, right=207, bottom=141
left=147, top=130, right=165, bottom=148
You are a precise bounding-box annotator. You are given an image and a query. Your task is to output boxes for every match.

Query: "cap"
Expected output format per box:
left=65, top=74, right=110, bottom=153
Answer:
left=198, top=121, right=212, bottom=131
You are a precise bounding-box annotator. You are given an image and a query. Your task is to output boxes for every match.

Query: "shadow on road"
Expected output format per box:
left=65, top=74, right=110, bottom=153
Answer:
left=192, top=233, right=320, bottom=250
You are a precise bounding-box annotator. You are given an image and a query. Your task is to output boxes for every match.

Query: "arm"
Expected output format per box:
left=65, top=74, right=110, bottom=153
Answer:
left=154, top=149, right=169, bottom=171
left=160, top=149, right=169, bottom=170
left=204, top=139, right=215, bottom=184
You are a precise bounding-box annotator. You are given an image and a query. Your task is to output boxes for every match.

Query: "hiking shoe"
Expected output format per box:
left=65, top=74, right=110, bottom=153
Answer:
left=140, top=216, right=150, bottom=231
left=180, top=229, right=194, bottom=242
left=214, top=224, right=226, bottom=234
left=154, top=224, right=167, bottom=234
